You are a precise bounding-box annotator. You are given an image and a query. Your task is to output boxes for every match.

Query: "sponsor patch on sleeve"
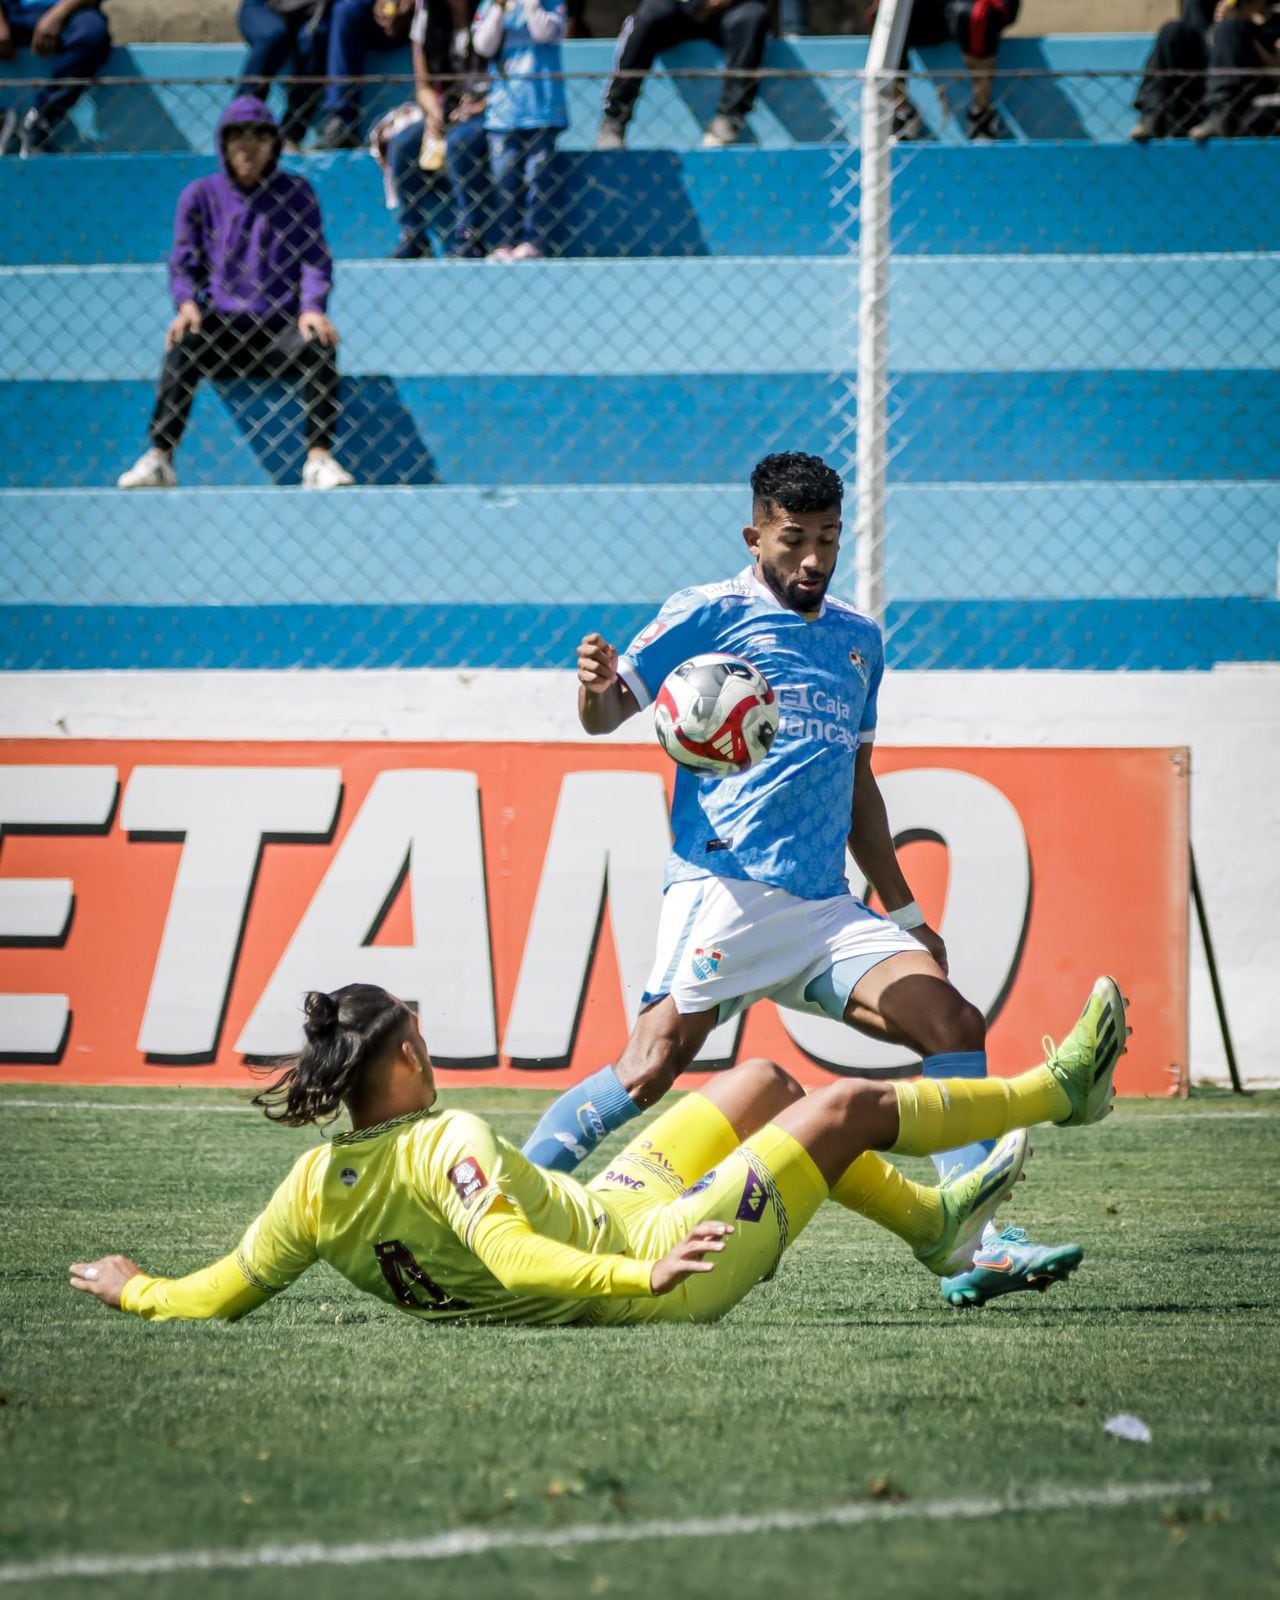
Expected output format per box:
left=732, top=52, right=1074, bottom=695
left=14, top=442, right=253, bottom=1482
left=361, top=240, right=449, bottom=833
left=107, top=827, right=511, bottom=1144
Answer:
left=448, top=1157, right=489, bottom=1208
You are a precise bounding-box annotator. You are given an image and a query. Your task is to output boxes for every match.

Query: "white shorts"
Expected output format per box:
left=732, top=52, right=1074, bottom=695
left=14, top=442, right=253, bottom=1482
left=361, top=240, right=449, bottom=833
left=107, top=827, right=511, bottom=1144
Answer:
left=640, top=875, right=923, bottom=1024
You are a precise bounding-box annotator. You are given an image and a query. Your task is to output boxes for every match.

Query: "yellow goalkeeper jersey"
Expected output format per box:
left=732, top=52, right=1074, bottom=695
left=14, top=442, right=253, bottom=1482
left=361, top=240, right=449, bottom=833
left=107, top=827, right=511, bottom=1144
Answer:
left=121, top=1107, right=653, bottom=1326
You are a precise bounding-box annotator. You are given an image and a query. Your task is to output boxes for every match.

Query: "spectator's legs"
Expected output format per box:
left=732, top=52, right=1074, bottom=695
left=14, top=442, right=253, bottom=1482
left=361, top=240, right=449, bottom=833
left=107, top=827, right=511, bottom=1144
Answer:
left=27, top=3, right=112, bottom=129
left=388, top=120, right=434, bottom=257
left=283, top=12, right=330, bottom=146
left=944, top=0, right=1017, bottom=137
left=778, top=0, right=809, bottom=36
left=322, top=0, right=375, bottom=134
left=1199, top=12, right=1265, bottom=135
left=518, top=128, right=557, bottom=253
left=601, top=0, right=698, bottom=131
left=148, top=316, right=235, bottom=455
left=1133, top=17, right=1209, bottom=136
left=486, top=130, right=524, bottom=253
left=236, top=0, right=293, bottom=100
left=446, top=119, right=491, bottom=256
left=708, top=0, right=769, bottom=121
left=264, top=324, right=341, bottom=454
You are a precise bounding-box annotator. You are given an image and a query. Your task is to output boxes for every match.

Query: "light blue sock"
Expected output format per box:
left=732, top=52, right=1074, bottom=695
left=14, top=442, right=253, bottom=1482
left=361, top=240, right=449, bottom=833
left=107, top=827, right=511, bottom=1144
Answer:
left=922, top=1050, right=993, bottom=1182
left=521, top=1064, right=641, bottom=1173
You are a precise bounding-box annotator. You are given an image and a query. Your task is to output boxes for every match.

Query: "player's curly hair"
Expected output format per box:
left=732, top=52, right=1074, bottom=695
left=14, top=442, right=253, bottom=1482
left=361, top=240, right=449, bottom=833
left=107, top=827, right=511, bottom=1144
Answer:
left=251, top=983, right=414, bottom=1127
left=750, top=452, right=843, bottom=517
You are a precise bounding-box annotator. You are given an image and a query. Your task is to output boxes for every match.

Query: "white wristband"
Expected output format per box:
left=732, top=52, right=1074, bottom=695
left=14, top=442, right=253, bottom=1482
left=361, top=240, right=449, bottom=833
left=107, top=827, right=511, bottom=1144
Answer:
left=886, top=900, right=926, bottom=930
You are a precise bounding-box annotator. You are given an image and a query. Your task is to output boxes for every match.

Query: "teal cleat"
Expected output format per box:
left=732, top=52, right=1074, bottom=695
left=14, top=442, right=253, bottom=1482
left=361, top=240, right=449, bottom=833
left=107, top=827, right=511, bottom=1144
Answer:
left=941, top=1221, right=1084, bottom=1308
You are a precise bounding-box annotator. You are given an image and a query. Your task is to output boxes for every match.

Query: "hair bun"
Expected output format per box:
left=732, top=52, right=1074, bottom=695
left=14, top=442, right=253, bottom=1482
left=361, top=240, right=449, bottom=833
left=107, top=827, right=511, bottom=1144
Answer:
left=302, top=990, right=339, bottom=1042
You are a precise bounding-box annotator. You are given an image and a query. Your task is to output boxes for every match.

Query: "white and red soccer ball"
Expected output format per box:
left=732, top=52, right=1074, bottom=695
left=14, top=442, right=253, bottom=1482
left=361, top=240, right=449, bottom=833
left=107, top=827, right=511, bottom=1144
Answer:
left=653, top=653, right=778, bottom=776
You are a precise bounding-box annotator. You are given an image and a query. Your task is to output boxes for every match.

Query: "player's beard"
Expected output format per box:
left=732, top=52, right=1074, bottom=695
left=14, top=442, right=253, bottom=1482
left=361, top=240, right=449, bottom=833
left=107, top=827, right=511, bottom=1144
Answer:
left=759, top=559, right=830, bottom=614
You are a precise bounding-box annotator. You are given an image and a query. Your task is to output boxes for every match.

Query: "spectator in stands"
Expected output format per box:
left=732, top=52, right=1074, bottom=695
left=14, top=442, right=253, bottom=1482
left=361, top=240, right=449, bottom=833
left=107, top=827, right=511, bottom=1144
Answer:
left=1190, top=0, right=1280, bottom=139
left=472, top=0, right=567, bottom=259
left=596, top=0, right=769, bottom=149
left=379, top=0, right=491, bottom=257
left=1130, top=0, right=1215, bottom=139
left=878, top=0, right=1021, bottom=142
left=315, top=0, right=416, bottom=148
left=0, top=0, right=111, bottom=155
left=237, top=0, right=331, bottom=153
left=117, top=98, right=355, bottom=492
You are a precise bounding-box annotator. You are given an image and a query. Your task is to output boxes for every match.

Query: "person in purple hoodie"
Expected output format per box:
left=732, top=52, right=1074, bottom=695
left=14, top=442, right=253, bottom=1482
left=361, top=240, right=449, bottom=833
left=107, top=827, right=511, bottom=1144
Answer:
left=118, top=97, right=355, bottom=491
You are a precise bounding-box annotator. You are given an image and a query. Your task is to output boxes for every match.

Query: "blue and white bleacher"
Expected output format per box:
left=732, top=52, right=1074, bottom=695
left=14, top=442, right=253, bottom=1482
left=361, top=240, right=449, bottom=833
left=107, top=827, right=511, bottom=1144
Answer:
left=1, top=34, right=1277, bottom=671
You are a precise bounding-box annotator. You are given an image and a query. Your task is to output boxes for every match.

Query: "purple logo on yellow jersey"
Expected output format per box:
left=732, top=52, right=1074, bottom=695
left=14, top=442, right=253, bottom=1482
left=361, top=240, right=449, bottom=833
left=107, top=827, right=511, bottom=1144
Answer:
left=736, top=1169, right=768, bottom=1223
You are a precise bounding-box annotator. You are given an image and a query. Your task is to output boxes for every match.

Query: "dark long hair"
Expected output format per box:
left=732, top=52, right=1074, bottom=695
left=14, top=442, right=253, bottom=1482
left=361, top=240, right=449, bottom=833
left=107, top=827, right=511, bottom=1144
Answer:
left=252, top=984, right=413, bottom=1127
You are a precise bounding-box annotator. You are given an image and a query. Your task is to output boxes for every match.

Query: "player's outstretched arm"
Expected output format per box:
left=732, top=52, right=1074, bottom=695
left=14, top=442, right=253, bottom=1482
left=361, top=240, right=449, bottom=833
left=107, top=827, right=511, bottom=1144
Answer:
left=577, top=633, right=640, bottom=735
left=848, top=746, right=948, bottom=973
left=69, top=1251, right=277, bottom=1322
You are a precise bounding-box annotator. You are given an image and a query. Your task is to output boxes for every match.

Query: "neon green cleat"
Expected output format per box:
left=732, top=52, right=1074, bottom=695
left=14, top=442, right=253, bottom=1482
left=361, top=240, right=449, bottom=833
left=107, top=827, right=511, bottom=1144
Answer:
left=1045, top=975, right=1129, bottom=1127
left=916, top=1129, right=1028, bottom=1277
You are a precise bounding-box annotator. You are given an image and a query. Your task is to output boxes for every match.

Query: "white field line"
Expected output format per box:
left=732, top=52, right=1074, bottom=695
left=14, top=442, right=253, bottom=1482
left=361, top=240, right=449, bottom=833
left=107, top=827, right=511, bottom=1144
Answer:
left=0, top=1480, right=1211, bottom=1587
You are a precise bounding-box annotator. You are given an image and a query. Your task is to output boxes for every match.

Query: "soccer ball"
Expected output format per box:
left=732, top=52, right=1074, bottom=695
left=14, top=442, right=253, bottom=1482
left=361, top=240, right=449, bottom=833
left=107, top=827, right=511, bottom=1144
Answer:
left=653, top=653, right=778, bottom=776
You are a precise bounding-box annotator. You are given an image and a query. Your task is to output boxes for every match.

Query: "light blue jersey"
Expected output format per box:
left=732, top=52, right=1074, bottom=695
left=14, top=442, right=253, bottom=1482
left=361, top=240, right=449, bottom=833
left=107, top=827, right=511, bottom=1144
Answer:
left=618, top=567, right=884, bottom=901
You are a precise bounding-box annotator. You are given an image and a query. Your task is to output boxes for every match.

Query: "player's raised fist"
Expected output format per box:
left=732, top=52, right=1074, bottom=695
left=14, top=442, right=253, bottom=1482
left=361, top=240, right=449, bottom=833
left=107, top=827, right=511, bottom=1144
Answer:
left=577, top=633, right=618, bottom=693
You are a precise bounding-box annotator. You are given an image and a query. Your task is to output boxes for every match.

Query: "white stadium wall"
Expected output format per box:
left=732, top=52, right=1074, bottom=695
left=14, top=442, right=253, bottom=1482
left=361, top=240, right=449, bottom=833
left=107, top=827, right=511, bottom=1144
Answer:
left=2, top=665, right=1276, bottom=1088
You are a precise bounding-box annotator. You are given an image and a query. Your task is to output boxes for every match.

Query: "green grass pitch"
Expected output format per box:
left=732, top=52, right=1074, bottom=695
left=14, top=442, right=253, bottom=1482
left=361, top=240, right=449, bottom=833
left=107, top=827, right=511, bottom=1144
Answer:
left=2, top=1085, right=1278, bottom=1600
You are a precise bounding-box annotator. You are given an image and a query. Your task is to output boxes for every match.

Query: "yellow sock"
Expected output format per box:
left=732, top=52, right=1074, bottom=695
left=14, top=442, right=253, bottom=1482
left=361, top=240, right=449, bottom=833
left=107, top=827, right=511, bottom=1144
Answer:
left=830, top=1152, right=944, bottom=1253
left=891, top=1066, right=1069, bottom=1157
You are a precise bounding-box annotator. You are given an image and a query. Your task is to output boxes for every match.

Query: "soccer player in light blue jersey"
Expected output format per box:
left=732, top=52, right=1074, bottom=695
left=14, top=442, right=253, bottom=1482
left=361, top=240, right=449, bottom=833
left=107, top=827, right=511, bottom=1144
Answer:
left=523, top=451, right=1090, bottom=1306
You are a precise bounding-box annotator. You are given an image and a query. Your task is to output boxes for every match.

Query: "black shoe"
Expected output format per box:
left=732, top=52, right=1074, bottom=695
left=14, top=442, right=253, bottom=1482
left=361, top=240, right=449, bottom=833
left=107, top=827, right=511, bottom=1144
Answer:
left=966, top=104, right=1005, bottom=141
left=891, top=102, right=924, bottom=140
left=19, top=108, right=55, bottom=156
left=448, top=231, right=487, bottom=259
left=314, top=114, right=361, bottom=151
left=391, top=231, right=431, bottom=260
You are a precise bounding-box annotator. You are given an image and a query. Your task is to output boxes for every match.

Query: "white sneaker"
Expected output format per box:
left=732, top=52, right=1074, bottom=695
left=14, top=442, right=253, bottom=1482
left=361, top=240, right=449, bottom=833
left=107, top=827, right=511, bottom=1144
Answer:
left=117, top=448, right=177, bottom=489
left=702, top=114, right=743, bottom=148
left=301, top=451, right=355, bottom=489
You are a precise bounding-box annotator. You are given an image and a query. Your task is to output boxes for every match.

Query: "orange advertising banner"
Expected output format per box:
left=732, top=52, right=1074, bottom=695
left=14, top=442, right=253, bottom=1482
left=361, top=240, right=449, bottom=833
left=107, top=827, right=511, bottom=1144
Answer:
left=0, top=742, right=1188, bottom=1094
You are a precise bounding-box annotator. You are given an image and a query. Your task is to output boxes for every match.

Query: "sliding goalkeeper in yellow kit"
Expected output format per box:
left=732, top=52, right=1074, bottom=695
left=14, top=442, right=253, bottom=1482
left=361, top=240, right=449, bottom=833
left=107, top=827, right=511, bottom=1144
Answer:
left=69, top=980, right=1128, bottom=1327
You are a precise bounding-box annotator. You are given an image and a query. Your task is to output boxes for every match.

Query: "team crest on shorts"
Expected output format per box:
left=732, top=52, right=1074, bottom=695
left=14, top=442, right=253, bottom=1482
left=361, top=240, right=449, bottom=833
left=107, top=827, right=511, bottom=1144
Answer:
left=680, top=1169, right=717, bottom=1198
left=849, top=649, right=869, bottom=686
left=448, top=1157, right=488, bottom=1207
left=690, top=946, right=723, bottom=981
left=736, top=1169, right=769, bottom=1223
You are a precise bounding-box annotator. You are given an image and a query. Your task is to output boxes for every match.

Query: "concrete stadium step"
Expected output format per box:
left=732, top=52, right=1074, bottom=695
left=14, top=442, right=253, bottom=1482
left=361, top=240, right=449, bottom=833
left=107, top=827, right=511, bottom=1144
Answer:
left=4, top=370, right=1278, bottom=491
left=3, top=596, right=1276, bottom=672
left=4, top=255, right=1275, bottom=381
left=0, top=148, right=855, bottom=266
left=4, top=144, right=1277, bottom=268
left=0, top=39, right=864, bottom=156
left=4, top=482, right=1276, bottom=606
left=0, top=37, right=1157, bottom=155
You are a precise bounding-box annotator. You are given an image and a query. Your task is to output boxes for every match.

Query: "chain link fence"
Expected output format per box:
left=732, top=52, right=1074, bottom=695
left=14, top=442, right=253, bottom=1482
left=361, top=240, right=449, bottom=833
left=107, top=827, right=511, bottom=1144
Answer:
left=2, top=62, right=1277, bottom=671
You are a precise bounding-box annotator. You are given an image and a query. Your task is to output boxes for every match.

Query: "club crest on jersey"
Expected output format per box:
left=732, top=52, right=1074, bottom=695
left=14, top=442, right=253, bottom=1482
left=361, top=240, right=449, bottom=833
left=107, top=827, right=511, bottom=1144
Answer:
left=848, top=649, right=870, bottom=686
left=635, top=619, right=668, bottom=647
left=448, top=1157, right=488, bottom=1207
left=339, top=1166, right=358, bottom=1188
left=690, top=946, right=723, bottom=981
left=681, top=1169, right=717, bottom=1198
